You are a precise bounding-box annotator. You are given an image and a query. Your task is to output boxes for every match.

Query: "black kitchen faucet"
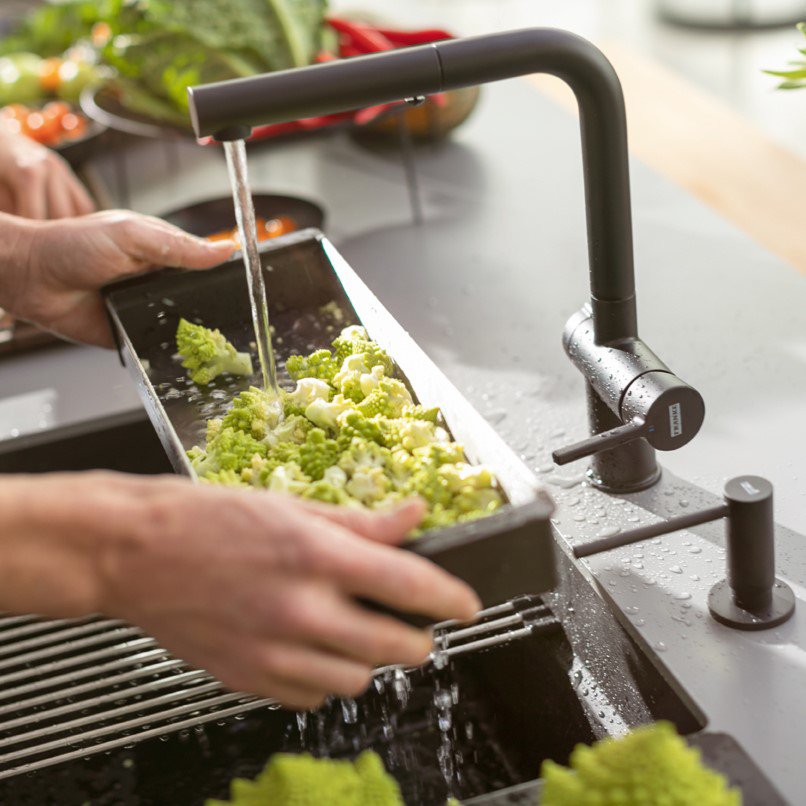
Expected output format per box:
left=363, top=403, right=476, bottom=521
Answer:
left=187, top=28, right=705, bottom=494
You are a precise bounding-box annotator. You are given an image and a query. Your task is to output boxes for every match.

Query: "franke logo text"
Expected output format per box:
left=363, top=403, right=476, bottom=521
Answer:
left=669, top=402, right=682, bottom=438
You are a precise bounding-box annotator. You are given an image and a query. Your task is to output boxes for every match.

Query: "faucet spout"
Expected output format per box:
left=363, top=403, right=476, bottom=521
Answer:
left=189, top=29, right=637, bottom=341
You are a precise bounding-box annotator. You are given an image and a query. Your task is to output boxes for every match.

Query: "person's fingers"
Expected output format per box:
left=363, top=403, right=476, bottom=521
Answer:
left=0, top=183, right=15, bottom=213
left=65, top=173, right=96, bottom=216
left=296, top=497, right=426, bottom=544
left=122, top=216, right=236, bottom=269
left=12, top=164, right=48, bottom=220
left=45, top=173, right=76, bottom=220
left=283, top=584, right=433, bottom=667
left=255, top=678, right=328, bottom=711
left=305, top=525, right=481, bottom=623
left=70, top=176, right=96, bottom=216
left=254, top=641, right=372, bottom=699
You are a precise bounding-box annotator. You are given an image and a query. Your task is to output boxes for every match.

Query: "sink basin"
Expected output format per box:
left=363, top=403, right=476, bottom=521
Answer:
left=0, top=411, right=173, bottom=475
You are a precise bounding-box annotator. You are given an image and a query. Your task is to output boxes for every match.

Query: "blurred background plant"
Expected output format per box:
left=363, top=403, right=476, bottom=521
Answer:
left=767, top=22, right=806, bottom=87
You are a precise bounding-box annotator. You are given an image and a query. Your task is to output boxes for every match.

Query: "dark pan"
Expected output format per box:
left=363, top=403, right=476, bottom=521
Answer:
left=158, top=194, right=325, bottom=237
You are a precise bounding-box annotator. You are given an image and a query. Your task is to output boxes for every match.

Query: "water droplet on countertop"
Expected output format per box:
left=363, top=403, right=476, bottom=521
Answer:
left=654, top=641, right=667, bottom=652
left=688, top=546, right=702, bottom=555
left=670, top=565, right=683, bottom=574
left=673, top=592, right=692, bottom=601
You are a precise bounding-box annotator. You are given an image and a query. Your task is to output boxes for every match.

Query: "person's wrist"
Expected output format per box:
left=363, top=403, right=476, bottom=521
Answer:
left=0, top=473, right=144, bottom=618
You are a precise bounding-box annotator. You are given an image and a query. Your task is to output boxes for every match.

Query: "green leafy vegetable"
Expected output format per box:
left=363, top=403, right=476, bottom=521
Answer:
left=766, top=22, right=806, bottom=89
left=0, top=0, right=329, bottom=123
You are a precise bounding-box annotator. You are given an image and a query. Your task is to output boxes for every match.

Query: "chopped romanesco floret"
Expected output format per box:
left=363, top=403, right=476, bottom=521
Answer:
left=286, top=349, right=339, bottom=383
left=188, top=323, right=505, bottom=535
left=541, top=722, right=741, bottom=806
left=287, top=378, right=332, bottom=409
left=298, top=428, right=342, bottom=481
left=193, top=427, right=267, bottom=477
left=176, top=318, right=253, bottom=386
left=266, top=462, right=311, bottom=495
left=271, top=413, right=314, bottom=445
left=305, top=394, right=353, bottom=431
left=378, top=418, right=437, bottom=451
left=357, top=378, right=413, bottom=419
left=205, top=750, right=403, bottom=806
left=220, top=387, right=281, bottom=440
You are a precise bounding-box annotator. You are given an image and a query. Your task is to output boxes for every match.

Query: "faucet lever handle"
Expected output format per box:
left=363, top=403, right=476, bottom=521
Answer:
left=552, top=418, right=648, bottom=466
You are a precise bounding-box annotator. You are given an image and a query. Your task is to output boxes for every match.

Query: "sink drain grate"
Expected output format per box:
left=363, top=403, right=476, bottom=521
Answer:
left=0, top=599, right=555, bottom=781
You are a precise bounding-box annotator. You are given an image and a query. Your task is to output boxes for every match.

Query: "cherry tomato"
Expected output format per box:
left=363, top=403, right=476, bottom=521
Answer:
left=43, top=101, right=70, bottom=121
left=24, top=111, right=50, bottom=143
left=60, top=112, right=86, bottom=139
left=1, top=104, right=28, bottom=121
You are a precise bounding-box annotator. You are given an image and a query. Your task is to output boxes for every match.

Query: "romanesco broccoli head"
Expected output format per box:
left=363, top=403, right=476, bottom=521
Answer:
left=220, top=386, right=281, bottom=440
left=285, top=349, right=339, bottom=384
left=298, top=428, right=342, bottom=481
left=176, top=318, right=253, bottom=386
left=541, top=722, right=740, bottom=806
left=205, top=750, right=403, bottom=806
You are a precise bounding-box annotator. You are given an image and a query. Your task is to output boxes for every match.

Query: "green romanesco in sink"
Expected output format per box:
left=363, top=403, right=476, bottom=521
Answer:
left=205, top=750, right=403, bottom=806
left=186, top=324, right=504, bottom=533
left=176, top=318, right=253, bottom=386
left=540, top=721, right=741, bottom=806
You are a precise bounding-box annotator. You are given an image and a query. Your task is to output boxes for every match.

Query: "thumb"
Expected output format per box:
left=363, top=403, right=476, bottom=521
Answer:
left=299, top=498, right=426, bottom=544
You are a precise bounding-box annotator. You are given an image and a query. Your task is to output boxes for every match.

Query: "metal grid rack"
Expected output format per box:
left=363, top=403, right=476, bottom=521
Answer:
left=0, top=597, right=557, bottom=782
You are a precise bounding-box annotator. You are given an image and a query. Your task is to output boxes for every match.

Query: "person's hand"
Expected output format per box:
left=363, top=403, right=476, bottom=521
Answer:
left=0, top=210, right=236, bottom=346
left=0, top=473, right=480, bottom=710
left=0, top=127, right=95, bottom=219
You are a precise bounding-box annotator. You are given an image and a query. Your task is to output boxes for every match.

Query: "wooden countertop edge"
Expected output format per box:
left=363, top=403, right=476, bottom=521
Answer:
left=526, top=42, right=806, bottom=276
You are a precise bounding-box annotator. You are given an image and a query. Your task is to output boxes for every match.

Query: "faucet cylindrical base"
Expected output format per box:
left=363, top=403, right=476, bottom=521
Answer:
left=584, top=384, right=660, bottom=493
